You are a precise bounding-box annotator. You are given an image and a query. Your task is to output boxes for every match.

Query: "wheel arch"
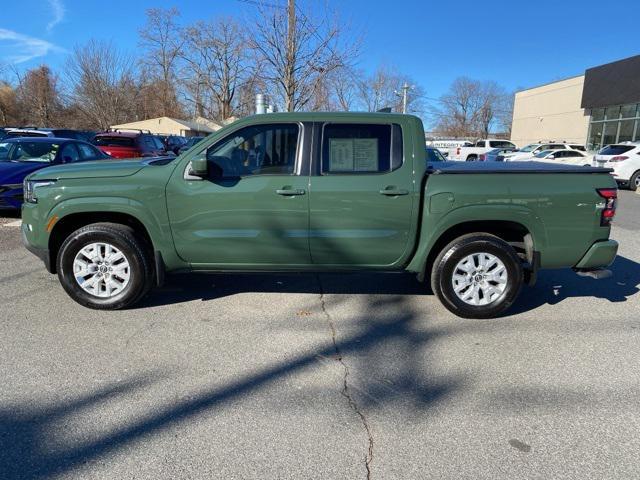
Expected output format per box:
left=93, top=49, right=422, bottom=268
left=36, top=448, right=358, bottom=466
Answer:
left=48, top=212, right=154, bottom=274
left=408, top=206, right=546, bottom=282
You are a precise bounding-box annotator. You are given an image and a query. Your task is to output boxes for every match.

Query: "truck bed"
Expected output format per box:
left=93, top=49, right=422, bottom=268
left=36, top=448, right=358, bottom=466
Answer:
left=429, top=161, right=612, bottom=175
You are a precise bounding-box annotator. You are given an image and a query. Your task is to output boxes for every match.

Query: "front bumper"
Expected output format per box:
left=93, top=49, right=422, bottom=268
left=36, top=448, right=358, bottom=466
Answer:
left=21, top=223, right=54, bottom=273
left=574, top=239, right=619, bottom=270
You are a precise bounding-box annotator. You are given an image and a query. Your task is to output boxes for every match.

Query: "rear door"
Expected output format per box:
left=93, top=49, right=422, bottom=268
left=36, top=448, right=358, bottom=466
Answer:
left=308, top=122, right=415, bottom=267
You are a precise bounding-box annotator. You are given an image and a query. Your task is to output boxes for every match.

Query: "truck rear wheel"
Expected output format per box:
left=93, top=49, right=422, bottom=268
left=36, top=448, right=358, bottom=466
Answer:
left=56, top=223, right=154, bottom=310
left=430, top=234, right=523, bottom=319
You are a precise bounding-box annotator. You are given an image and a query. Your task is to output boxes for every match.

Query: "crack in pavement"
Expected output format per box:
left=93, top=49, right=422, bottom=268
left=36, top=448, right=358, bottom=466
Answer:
left=316, top=275, right=374, bottom=480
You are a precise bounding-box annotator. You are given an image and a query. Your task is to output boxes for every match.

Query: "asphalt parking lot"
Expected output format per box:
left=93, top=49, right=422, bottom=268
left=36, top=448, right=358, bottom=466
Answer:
left=1, top=191, right=639, bottom=480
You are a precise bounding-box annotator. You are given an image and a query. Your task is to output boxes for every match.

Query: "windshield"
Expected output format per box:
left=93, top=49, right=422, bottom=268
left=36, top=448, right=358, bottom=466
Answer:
left=94, top=136, right=136, bottom=147
left=426, top=148, right=446, bottom=162
left=4, top=142, right=60, bottom=162
left=534, top=150, right=553, bottom=158
left=519, top=144, right=540, bottom=153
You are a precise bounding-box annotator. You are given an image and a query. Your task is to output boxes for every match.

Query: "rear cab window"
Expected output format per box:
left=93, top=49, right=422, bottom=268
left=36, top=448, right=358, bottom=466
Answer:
left=321, top=123, right=402, bottom=174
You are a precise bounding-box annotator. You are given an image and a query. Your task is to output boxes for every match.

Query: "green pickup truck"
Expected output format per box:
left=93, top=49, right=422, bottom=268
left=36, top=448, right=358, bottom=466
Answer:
left=21, top=113, right=619, bottom=318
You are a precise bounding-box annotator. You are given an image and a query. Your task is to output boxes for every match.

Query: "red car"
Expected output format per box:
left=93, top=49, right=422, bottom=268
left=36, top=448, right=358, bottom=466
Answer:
left=93, top=130, right=171, bottom=159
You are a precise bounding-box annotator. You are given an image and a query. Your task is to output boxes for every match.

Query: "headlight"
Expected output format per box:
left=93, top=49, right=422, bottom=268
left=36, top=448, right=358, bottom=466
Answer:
left=23, top=179, right=56, bottom=204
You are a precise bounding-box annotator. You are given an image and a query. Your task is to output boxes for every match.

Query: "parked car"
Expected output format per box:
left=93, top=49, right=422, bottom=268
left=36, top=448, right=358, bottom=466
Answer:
left=480, top=147, right=518, bottom=162
left=4, top=128, right=88, bottom=140
left=425, top=139, right=473, bottom=158
left=593, top=142, right=640, bottom=191
left=161, top=135, right=188, bottom=155
left=22, top=112, right=619, bottom=319
left=526, top=149, right=593, bottom=166
left=425, top=146, right=447, bottom=163
left=178, top=136, right=206, bottom=154
left=449, top=139, right=517, bottom=161
left=502, top=142, right=587, bottom=161
left=93, top=130, right=172, bottom=158
left=0, top=137, right=109, bottom=210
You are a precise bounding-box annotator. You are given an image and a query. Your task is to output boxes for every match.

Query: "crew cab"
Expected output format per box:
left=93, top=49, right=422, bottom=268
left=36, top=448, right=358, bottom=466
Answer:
left=449, top=139, right=517, bottom=161
left=22, top=113, right=619, bottom=319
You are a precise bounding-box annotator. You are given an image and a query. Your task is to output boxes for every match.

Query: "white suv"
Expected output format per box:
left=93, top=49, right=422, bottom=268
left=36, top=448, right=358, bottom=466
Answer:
left=593, top=142, right=640, bottom=191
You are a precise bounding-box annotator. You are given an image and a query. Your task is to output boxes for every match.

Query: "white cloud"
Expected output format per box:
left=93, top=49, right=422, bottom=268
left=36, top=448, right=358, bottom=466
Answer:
left=0, top=28, right=63, bottom=64
left=46, top=0, right=65, bottom=32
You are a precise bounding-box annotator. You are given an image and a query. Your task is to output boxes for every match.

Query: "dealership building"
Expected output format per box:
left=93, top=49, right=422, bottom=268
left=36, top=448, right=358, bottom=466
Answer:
left=511, top=54, right=640, bottom=151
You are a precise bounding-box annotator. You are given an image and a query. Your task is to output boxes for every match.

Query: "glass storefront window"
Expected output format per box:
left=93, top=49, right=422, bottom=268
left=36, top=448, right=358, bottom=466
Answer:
left=589, top=102, right=640, bottom=150
left=605, top=106, right=621, bottom=120
left=588, top=123, right=604, bottom=151
left=602, top=122, right=618, bottom=146
left=617, top=120, right=635, bottom=143
left=620, top=104, right=638, bottom=119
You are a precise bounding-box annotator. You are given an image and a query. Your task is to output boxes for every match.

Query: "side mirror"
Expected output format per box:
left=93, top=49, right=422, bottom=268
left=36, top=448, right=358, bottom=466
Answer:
left=548, top=154, right=555, bottom=160
left=190, top=156, right=208, bottom=177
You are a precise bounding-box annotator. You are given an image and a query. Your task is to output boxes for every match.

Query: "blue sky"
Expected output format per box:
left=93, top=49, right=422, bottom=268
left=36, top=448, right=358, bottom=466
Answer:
left=1, top=0, right=639, bottom=99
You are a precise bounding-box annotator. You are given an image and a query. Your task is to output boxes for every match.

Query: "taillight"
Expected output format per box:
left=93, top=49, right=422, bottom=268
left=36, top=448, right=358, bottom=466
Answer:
left=609, top=156, right=629, bottom=162
left=456, top=147, right=461, bottom=155
left=597, top=188, right=617, bottom=226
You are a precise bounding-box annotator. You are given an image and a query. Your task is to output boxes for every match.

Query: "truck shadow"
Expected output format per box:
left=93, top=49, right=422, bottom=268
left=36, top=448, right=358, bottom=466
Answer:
left=138, top=255, right=640, bottom=316
left=510, top=255, right=640, bottom=314
left=0, top=293, right=464, bottom=479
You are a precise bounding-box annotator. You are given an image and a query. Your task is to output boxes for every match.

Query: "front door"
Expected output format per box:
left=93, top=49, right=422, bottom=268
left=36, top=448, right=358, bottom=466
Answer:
left=308, top=122, right=415, bottom=267
left=166, top=122, right=311, bottom=267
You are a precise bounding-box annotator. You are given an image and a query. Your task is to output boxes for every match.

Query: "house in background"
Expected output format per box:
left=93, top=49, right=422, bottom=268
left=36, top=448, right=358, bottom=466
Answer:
left=111, top=116, right=234, bottom=137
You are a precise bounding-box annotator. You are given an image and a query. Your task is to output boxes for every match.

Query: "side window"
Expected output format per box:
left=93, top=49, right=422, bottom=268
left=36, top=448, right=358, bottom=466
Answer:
left=204, top=123, right=299, bottom=178
left=77, top=143, right=101, bottom=160
left=60, top=144, right=81, bottom=163
left=475, top=140, right=485, bottom=147
left=321, top=123, right=401, bottom=174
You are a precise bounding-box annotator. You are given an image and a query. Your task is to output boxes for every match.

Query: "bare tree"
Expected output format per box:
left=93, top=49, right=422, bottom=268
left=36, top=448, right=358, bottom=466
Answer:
left=181, top=18, right=252, bottom=120
left=15, top=65, right=62, bottom=126
left=139, top=8, right=184, bottom=117
left=0, top=81, right=18, bottom=125
left=249, top=1, right=358, bottom=112
left=354, top=65, right=425, bottom=115
left=431, top=77, right=510, bottom=138
left=327, top=67, right=358, bottom=111
left=66, top=40, right=140, bottom=129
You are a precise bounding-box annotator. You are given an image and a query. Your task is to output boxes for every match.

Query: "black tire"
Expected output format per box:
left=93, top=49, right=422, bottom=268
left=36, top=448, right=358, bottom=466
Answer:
left=56, top=222, right=154, bottom=310
left=466, top=155, right=477, bottom=162
left=629, top=170, right=640, bottom=192
left=430, top=233, right=524, bottom=319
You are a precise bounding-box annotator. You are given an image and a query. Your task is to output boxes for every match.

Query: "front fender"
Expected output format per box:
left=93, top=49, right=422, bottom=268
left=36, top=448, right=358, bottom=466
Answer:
left=46, top=197, right=186, bottom=270
left=406, top=204, right=548, bottom=277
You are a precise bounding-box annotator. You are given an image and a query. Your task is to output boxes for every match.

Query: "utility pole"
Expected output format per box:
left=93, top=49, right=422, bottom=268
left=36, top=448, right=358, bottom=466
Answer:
left=395, top=82, right=411, bottom=114
left=285, top=0, right=296, bottom=112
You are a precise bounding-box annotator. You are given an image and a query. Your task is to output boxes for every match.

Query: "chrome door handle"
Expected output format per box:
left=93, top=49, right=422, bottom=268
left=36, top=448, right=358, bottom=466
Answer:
left=276, top=188, right=306, bottom=196
left=379, top=188, right=409, bottom=196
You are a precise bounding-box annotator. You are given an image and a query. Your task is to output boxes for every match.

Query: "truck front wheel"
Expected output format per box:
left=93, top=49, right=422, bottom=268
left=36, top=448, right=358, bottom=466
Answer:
left=430, top=234, right=524, bottom=319
left=56, top=223, right=154, bottom=310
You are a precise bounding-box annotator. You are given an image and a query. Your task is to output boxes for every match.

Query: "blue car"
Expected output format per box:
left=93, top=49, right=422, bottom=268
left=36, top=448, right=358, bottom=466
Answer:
left=0, top=137, right=110, bottom=210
